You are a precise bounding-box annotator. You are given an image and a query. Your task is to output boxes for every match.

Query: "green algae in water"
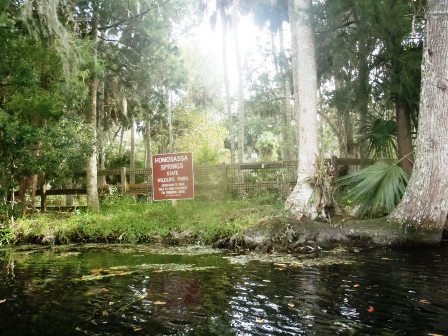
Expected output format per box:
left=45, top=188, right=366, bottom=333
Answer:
left=224, top=253, right=354, bottom=267
left=80, top=244, right=223, bottom=256
left=76, top=263, right=218, bottom=281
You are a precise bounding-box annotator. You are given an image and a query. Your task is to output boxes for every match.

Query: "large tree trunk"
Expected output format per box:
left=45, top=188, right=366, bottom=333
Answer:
left=167, top=89, right=174, bottom=152
left=145, top=115, right=152, bottom=170
left=86, top=77, right=100, bottom=211
left=85, top=4, right=100, bottom=211
left=18, top=174, right=38, bottom=215
left=388, top=0, right=448, bottom=240
left=233, top=6, right=245, bottom=163
left=286, top=0, right=320, bottom=219
left=97, top=79, right=106, bottom=186
left=279, top=25, right=295, bottom=161
left=130, top=114, right=136, bottom=184
left=355, top=7, right=370, bottom=159
left=395, top=102, right=414, bottom=175
left=221, top=12, right=236, bottom=164
left=118, top=126, right=124, bottom=158
left=288, top=0, right=300, bottom=149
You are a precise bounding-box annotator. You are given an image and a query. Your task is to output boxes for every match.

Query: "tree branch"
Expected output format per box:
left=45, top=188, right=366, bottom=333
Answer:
left=99, top=0, right=170, bottom=31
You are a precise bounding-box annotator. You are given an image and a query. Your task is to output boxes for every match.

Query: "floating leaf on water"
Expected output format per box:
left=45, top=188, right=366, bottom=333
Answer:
left=154, top=301, right=166, bottom=305
left=134, top=327, right=143, bottom=332
left=353, top=284, right=360, bottom=288
left=255, top=319, right=265, bottom=324
left=419, top=299, right=431, bottom=304
left=287, top=303, right=295, bottom=307
left=0, top=299, right=6, bottom=304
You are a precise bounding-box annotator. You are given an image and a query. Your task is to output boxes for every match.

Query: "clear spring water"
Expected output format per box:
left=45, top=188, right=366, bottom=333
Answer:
left=0, top=244, right=447, bottom=335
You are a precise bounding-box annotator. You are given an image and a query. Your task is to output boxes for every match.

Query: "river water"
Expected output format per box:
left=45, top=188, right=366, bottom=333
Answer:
left=0, top=244, right=447, bottom=335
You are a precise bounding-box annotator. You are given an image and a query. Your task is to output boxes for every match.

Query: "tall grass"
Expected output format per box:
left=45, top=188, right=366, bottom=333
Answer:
left=11, top=196, right=282, bottom=244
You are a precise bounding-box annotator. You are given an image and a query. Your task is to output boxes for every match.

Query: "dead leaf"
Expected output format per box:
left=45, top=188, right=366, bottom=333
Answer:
left=134, top=327, right=143, bottom=332
left=287, top=303, right=295, bottom=307
left=419, top=299, right=431, bottom=304
left=428, top=333, right=444, bottom=336
left=0, top=299, right=6, bottom=304
left=367, top=306, right=375, bottom=313
left=100, top=288, right=109, bottom=293
left=353, top=284, right=360, bottom=288
left=255, top=319, right=265, bottom=324
left=154, top=301, right=166, bottom=305
left=108, top=301, right=114, bottom=306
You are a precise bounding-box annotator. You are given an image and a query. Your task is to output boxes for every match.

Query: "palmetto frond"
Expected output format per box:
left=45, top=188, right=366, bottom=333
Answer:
left=338, top=162, right=409, bottom=218
left=359, top=117, right=397, bottom=159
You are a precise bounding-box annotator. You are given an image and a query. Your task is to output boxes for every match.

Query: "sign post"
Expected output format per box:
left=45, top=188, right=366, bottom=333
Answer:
left=152, top=152, right=194, bottom=201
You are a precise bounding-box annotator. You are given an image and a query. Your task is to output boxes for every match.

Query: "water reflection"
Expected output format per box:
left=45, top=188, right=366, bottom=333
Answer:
left=0, top=245, right=447, bottom=335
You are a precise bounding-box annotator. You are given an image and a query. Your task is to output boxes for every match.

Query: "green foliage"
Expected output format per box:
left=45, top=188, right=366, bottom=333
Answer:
left=11, top=197, right=282, bottom=245
left=338, top=162, right=409, bottom=218
left=359, top=117, right=397, bottom=159
left=175, top=108, right=228, bottom=164
left=0, top=228, right=15, bottom=246
left=255, top=131, right=279, bottom=161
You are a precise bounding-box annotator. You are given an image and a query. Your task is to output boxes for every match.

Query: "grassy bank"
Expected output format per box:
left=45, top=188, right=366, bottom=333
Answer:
left=6, top=196, right=284, bottom=245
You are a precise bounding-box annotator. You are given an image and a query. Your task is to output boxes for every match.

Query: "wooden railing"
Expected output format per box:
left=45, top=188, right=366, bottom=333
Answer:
left=36, top=157, right=389, bottom=209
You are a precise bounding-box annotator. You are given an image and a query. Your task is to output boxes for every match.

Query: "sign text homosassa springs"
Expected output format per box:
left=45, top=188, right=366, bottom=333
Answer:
left=152, top=152, right=194, bottom=201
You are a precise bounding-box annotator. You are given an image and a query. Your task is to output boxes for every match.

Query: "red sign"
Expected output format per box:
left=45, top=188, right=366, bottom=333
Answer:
left=152, top=152, right=194, bottom=201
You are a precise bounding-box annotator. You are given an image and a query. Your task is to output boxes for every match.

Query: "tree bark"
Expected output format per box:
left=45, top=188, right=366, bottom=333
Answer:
left=389, top=0, right=448, bottom=239
left=355, top=6, right=370, bottom=159
left=395, top=102, right=414, bottom=175
left=167, top=89, right=174, bottom=152
left=288, top=0, right=300, bottom=149
left=65, top=178, right=73, bottom=207
left=130, top=114, right=136, bottom=184
left=98, top=79, right=106, bottom=186
left=279, top=25, right=295, bottom=161
left=118, top=126, right=124, bottom=158
left=85, top=3, right=100, bottom=211
left=221, top=12, right=236, bottom=164
left=145, top=114, right=152, bottom=170
left=286, top=0, right=320, bottom=219
left=233, top=6, right=245, bottom=163
left=86, top=77, right=100, bottom=211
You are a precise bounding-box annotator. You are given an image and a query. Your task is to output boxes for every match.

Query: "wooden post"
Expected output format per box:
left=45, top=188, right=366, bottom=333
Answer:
left=331, top=155, right=338, bottom=177
left=40, top=181, right=47, bottom=212
left=65, top=178, right=74, bottom=207
left=121, top=167, right=127, bottom=195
